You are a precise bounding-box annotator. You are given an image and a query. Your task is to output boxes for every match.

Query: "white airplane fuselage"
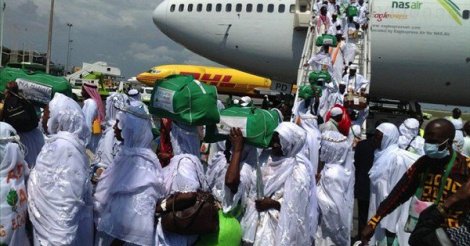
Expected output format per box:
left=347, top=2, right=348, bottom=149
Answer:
left=153, top=0, right=470, bottom=106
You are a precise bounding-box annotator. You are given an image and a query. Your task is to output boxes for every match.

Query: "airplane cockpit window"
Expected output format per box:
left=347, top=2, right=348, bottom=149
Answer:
left=226, top=4, right=232, bottom=12
left=289, top=4, right=295, bottom=13
left=170, top=4, right=175, bottom=12
left=300, top=5, right=307, bottom=12
left=150, top=69, right=160, bottom=74
left=207, top=4, right=212, bottom=12
left=267, top=4, right=274, bottom=13
left=197, top=4, right=202, bottom=12
left=188, top=4, right=193, bottom=12
left=216, top=3, right=222, bottom=12
left=236, top=4, right=242, bottom=12
left=179, top=4, right=184, bottom=12
left=464, top=10, right=469, bottom=19
left=247, top=4, right=253, bottom=12
left=257, top=4, right=263, bottom=12
left=278, top=4, right=285, bottom=13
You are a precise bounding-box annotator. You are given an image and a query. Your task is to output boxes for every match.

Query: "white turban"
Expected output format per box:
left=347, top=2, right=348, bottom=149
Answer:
left=330, top=107, right=343, bottom=117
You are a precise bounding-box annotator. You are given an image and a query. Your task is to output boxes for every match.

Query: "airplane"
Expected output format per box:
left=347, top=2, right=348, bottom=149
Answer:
left=152, top=0, right=470, bottom=106
left=136, top=64, right=295, bottom=97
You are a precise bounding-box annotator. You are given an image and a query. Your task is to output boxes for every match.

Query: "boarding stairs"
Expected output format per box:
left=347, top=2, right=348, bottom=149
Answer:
left=291, top=1, right=371, bottom=126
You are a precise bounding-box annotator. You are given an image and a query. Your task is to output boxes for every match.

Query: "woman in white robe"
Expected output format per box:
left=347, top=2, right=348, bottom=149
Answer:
left=92, top=93, right=128, bottom=178
left=242, top=122, right=311, bottom=246
left=0, top=122, right=30, bottom=246
left=368, top=123, right=419, bottom=246
left=155, top=122, right=208, bottom=246
left=28, top=93, right=93, bottom=246
left=94, top=103, right=165, bottom=246
left=398, top=118, right=425, bottom=156
left=207, top=140, right=257, bottom=215
left=315, top=130, right=355, bottom=246
left=296, top=112, right=321, bottom=242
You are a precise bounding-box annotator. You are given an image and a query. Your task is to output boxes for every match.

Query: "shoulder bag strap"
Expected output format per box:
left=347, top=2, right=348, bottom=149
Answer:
left=434, top=151, right=457, bottom=204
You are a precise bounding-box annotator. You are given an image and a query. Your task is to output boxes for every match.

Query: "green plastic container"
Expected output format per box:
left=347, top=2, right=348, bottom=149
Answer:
left=205, top=106, right=280, bottom=148
left=346, top=5, right=359, bottom=17
left=149, top=75, right=220, bottom=126
left=0, top=67, right=72, bottom=105
left=315, top=34, right=338, bottom=47
left=298, top=85, right=322, bottom=99
left=308, top=71, right=332, bottom=85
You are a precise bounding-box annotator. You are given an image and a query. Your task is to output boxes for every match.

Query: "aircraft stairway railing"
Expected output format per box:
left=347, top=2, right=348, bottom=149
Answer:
left=291, top=8, right=319, bottom=121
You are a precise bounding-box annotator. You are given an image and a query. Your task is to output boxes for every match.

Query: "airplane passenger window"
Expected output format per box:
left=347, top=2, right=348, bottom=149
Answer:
left=170, top=4, right=175, bottom=12
left=207, top=4, right=212, bottom=12
left=246, top=4, right=253, bottom=12
left=268, top=4, right=274, bottom=13
left=179, top=4, right=184, bottom=12
left=464, top=10, right=469, bottom=19
left=226, top=4, right=232, bottom=12
left=188, top=4, right=193, bottom=12
left=257, top=4, right=263, bottom=12
left=289, top=4, right=295, bottom=13
left=236, top=4, right=242, bottom=12
left=278, top=4, right=285, bottom=13
left=197, top=4, right=203, bottom=12
left=216, top=3, right=222, bottom=12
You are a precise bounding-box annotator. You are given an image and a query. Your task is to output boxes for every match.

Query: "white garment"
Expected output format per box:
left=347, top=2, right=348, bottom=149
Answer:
left=341, top=73, right=369, bottom=93
left=398, top=118, right=425, bottom=156
left=243, top=123, right=311, bottom=246
left=297, top=113, right=322, bottom=243
left=320, top=119, right=339, bottom=133
left=207, top=144, right=257, bottom=213
left=170, top=122, right=200, bottom=157
left=92, top=93, right=128, bottom=169
left=28, top=93, right=93, bottom=246
left=316, top=131, right=354, bottom=246
left=0, top=122, right=30, bottom=246
left=155, top=154, right=208, bottom=246
left=462, top=136, right=470, bottom=157
left=94, top=104, right=164, bottom=246
left=83, top=98, right=100, bottom=152
left=308, top=50, right=334, bottom=75
left=18, top=127, right=44, bottom=169
left=368, top=123, right=419, bottom=246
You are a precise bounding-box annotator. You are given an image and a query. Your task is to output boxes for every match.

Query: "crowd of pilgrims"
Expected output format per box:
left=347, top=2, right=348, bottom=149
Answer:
left=1, top=79, right=469, bottom=246
left=2, top=0, right=470, bottom=245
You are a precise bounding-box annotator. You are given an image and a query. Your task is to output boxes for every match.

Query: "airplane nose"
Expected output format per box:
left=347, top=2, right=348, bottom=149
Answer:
left=153, top=1, right=168, bottom=31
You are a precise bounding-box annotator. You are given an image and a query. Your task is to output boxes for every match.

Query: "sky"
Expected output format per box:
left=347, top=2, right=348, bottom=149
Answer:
left=2, top=0, right=219, bottom=78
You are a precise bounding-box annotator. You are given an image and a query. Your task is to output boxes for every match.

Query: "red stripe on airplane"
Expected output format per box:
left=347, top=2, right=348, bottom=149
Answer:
left=180, top=72, right=201, bottom=80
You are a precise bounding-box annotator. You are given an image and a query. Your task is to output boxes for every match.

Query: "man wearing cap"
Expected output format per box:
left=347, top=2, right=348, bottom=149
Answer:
left=127, top=88, right=141, bottom=102
left=320, top=106, right=343, bottom=133
left=340, top=65, right=368, bottom=95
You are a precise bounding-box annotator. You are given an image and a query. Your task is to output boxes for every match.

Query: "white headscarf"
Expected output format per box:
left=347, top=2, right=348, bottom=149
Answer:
left=105, top=92, right=129, bottom=128
left=94, top=103, right=164, bottom=246
left=47, top=93, right=90, bottom=144
left=28, top=93, right=93, bottom=245
left=320, top=130, right=350, bottom=165
left=0, top=122, right=29, bottom=246
left=369, top=123, right=400, bottom=182
left=116, top=102, right=153, bottom=149
left=170, top=122, right=200, bottom=157
left=398, top=118, right=419, bottom=148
